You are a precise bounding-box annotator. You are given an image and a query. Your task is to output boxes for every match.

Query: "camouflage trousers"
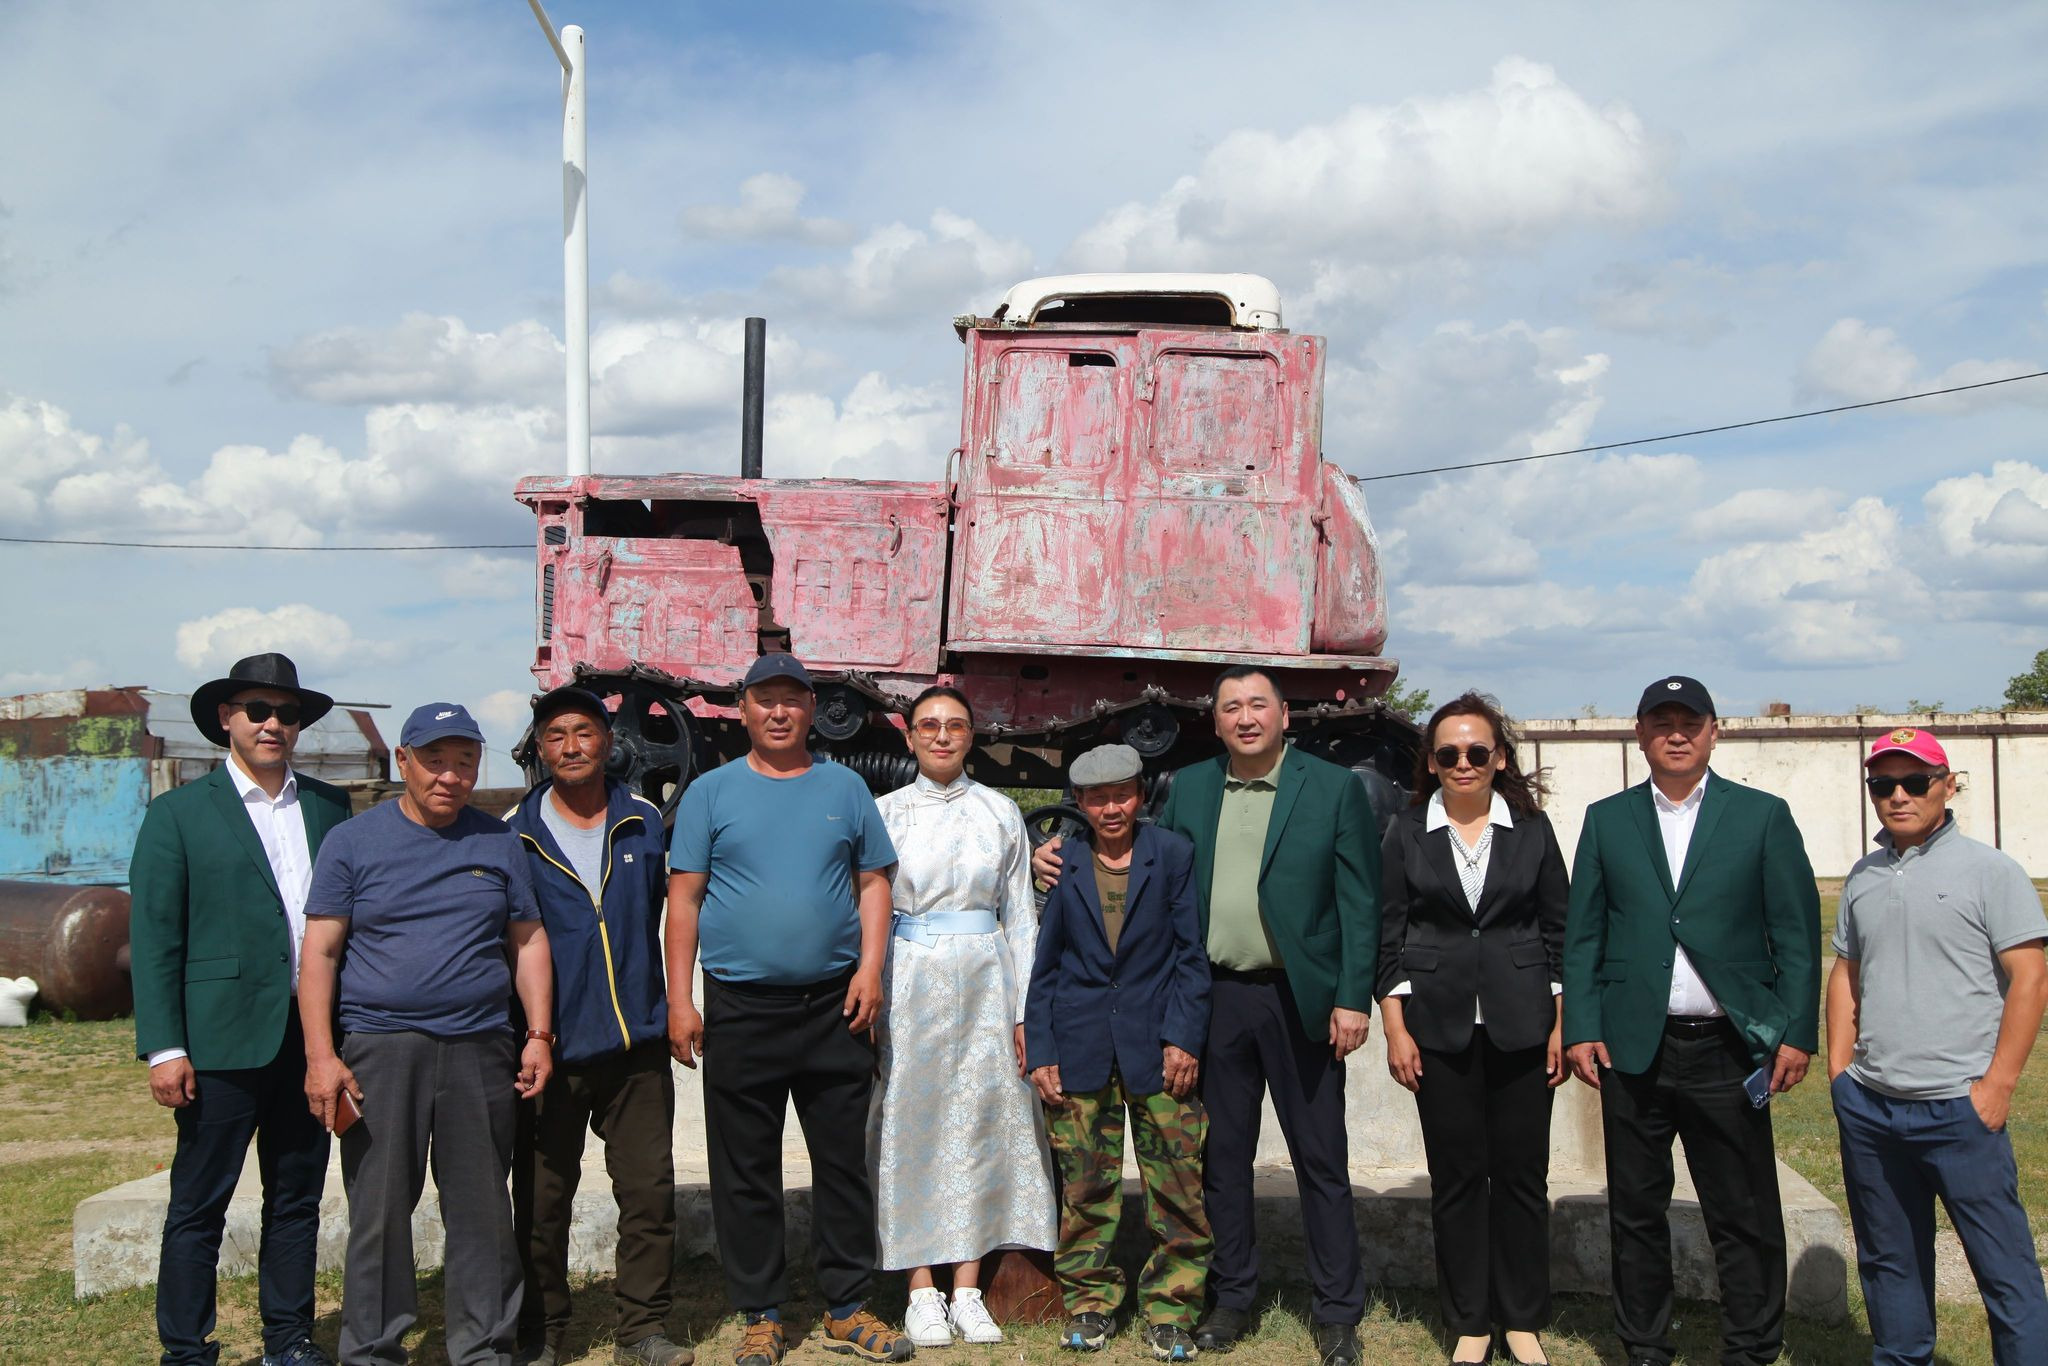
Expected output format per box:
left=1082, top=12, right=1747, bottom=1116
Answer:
left=1043, top=1071, right=1211, bottom=1326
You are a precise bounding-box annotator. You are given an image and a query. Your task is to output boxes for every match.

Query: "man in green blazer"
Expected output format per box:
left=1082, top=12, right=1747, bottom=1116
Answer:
left=1562, top=675, right=1820, bottom=1366
left=1036, top=666, right=1380, bottom=1366
left=130, top=653, right=353, bottom=1366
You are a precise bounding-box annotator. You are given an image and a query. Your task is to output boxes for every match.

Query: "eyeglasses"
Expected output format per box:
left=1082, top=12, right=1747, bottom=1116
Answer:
left=231, top=700, right=303, bottom=727
left=1866, top=770, right=1947, bottom=799
left=1432, top=743, right=1494, bottom=770
left=912, top=718, right=971, bottom=739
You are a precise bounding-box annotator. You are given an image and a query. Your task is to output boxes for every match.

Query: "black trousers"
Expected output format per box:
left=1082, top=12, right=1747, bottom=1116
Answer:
left=1413, top=1028, right=1553, bottom=1334
left=1602, top=1021, right=1786, bottom=1366
left=156, top=1009, right=330, bottom=1366
left=1201, top=971, right=1365, bottom=1325
left=514, top=1039, right=677, bottom=1351
left=702, top=971, right=878, bottom=1313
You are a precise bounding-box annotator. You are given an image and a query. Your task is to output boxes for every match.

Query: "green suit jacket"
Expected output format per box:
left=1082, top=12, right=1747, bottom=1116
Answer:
left=129, top=764, right=352, bottom=1070
left=1561, top=771, right=1820, bottom=1074
left=1156, top=748, right=1381, bottom=1038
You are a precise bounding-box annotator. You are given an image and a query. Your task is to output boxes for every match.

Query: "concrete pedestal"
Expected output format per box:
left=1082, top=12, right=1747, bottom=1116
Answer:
left=73, top=1026, right=1848, bottom=1321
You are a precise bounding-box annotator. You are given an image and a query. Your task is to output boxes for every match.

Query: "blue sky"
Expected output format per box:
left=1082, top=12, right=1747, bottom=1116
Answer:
left=3, top=2, right=2045, bottom=778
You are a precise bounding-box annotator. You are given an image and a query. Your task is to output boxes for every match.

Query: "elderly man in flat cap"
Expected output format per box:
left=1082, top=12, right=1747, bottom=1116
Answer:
left=131, top=652, right=352, bottom=1366
left=1025, top=743, right=1211, bottom=1362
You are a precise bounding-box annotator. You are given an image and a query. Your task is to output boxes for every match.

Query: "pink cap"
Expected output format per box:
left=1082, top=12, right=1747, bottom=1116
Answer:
left=1866, top=726, right=1948, bottom=768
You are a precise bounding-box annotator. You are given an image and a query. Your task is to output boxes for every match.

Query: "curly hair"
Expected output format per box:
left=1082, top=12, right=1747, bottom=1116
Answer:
left=1411, top=690, right=1550, bottom=816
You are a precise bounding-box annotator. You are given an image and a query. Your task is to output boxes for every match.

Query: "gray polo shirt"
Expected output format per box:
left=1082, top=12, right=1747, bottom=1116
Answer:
left=1834, top=815, right=2048, bottom=1100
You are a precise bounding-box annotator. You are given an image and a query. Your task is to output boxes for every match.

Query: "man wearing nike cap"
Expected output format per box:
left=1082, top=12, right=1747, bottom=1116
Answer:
left=300, top=701, right=554, bottom=1365
left=1828, top=726, right=2048, bottom=1364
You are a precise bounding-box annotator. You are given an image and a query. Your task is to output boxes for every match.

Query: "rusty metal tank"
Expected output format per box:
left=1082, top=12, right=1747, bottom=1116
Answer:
left=0, top=881, right=133, bottom=1020
left=514, top=273, right=1418, bottom=825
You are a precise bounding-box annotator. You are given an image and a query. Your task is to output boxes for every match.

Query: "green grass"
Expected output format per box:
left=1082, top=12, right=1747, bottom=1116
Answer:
left=6, top=882, right=2043, bottom=1363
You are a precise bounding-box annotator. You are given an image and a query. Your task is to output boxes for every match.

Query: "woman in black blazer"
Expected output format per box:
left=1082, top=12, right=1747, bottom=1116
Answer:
left=1378, top=692, right=1568, bottom=1366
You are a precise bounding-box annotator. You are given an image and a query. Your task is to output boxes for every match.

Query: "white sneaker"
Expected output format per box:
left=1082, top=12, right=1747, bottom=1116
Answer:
left=949, top=1287, right=1004, bottom=1345
left=905, top=1286, right=956, bottom=1348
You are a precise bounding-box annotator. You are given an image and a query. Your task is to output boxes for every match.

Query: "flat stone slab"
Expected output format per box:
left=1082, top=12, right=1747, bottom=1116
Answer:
left=73, top=1146, right=1847, bottom=1322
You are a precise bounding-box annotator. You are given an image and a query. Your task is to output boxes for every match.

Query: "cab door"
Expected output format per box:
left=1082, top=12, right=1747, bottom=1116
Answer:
left=1119, top=333, right=1321, bottom=653
left=948, top=338, right=1140, bottom=646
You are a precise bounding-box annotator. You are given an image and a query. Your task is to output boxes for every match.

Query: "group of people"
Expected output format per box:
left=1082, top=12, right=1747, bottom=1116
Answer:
left=128, top=650, right=2045, bottom=1366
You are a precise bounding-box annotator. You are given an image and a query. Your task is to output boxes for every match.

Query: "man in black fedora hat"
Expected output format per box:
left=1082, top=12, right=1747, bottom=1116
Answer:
left=130, top=652, right=354, bottom=1366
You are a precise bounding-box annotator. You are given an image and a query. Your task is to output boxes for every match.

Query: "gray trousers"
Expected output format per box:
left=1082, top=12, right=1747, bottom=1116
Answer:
left=338, top=1030, right=521, bottom=1366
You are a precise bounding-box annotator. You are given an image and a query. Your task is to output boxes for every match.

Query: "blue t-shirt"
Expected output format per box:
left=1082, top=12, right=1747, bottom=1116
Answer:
left=306, top=800, right=540, bottom=1036
left=669, top=757, right=896, bottom=986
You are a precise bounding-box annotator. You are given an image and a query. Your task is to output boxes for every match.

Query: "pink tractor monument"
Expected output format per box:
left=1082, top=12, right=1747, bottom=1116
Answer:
left=515, top=273, right=1417, bottom=830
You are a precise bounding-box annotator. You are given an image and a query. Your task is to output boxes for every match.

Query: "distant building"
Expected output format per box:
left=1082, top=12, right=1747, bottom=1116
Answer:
left=0, top=687, right=388, bottom=885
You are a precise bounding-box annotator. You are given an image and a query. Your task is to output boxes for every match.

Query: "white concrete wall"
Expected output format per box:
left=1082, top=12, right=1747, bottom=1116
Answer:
left=1522, top=712, right=2048, bottom=879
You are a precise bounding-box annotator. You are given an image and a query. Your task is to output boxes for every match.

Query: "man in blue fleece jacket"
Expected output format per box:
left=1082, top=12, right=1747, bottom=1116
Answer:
left=508, top=685, right=687, bottom=1366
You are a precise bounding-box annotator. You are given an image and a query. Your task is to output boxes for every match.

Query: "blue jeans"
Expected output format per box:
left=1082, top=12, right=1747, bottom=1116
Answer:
left=1832, top=1071, right=2048, bottom=1365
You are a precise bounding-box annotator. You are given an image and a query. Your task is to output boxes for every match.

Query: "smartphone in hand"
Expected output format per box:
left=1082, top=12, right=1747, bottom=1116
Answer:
left=1742, top=1065, right=1772, bottom=1109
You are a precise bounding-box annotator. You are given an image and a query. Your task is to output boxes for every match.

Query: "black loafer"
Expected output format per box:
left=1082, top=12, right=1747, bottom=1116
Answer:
left=1194, top=1307, right=1248, bottom=1353
left=1312, top=1323, right=1361, bottom=1366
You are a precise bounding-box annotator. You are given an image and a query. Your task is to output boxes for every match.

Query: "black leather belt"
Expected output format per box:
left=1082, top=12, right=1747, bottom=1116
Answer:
left=1664, top=1014, right=1732, bottom=1037
left=1211, top=966, right=1287, bottom=986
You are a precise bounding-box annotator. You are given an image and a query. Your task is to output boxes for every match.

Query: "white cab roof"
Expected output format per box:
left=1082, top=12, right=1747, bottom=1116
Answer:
left=991, top=273, right=1282, bottom=329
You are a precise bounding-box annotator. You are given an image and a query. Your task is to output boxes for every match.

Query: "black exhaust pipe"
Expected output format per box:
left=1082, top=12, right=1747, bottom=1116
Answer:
left=741, top=316, right=766, bottom=479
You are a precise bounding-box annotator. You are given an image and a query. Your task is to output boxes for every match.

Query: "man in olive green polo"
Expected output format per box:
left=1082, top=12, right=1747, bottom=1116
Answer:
left=1035, top=665, right=1379, bottom=1366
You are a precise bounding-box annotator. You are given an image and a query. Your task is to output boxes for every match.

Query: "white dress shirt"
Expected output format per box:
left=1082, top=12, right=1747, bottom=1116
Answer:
left=147, top=759, right=313, bottom=1069
left=1654, top=772, right=1724, bottom=1018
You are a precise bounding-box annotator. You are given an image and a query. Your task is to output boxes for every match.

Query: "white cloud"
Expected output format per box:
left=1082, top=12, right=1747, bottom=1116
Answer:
left=1685, top=487, right=1843, bottom=542
left=1685, top=496, right=1920, bottom=666
left=772, top=210, right=1032, bottom=324
left=761, top=373, right=952, bottom=480
left=473, top=688, right=535, bottom=746
left=174, top=604, right=373, bottom=672
left=1067, top=58, right=1665, bottom=272
left=0, top=659, right=107, bottom=694
left=1921, top=460, right=2048, bottom=589
left=1587, top=257, right=1735, bottom=343
left=437, top=552, right=530, bottom=601
left=1796, top=319, right=2048, bottom=410
left=679, top=172, right=853, bottom=245
left=269, top=313, right=561, bottom=406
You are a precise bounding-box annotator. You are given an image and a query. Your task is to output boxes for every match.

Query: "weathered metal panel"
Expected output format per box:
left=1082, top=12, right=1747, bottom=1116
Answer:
left=0, top=755, right=152, bottom=884
left=0, top=881, right=132, bottom=1018
left=553, top=538, right=760, bottom=680
left=520, top=474, right=949, bottom=687
left=949, top=339, right=1135, bottom=646
left=1312, top=464, right=1390, bottom=654
left=754, top=485, right=948, bottom=674
left=1120, top=338, right=1319, bottom=654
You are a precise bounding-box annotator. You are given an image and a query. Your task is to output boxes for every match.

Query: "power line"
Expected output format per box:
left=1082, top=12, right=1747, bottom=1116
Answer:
left=0, top=536, right=527, bottom=551
left=2, top=367, right=2043, bottom=550
left=1356, top=368, right=2048, bottom=482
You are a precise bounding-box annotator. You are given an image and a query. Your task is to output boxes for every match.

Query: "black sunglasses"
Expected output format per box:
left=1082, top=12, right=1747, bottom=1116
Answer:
left=1432, top=743, right=1494, bottom=770
left=1866, top=770, right=1947, bottom=799
left=231, top=700, right=304, bottom=727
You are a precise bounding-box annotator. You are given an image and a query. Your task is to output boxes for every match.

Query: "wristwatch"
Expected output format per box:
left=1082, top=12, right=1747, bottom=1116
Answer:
left=525, top=1029, right=557, bottom=1047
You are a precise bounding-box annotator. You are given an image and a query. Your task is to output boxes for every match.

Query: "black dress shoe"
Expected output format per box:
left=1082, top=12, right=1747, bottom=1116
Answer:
left=1194, top=1306, right=1248, bottom=1352
left=1312, top=1322, right=1361, bottom=1366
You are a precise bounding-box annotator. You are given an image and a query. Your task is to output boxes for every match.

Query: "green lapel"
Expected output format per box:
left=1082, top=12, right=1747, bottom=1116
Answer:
left=204, top=764, right=281, bottom=902
left=302, top=779, right=345, bottom=857
left=1180, top=758, right=1227, bottom=936
left=1627, top=782, right=1677, bottom=901
left=1673, top=771, right=1731, bottom=901
left=1258, top=748, right=1308, bottom=878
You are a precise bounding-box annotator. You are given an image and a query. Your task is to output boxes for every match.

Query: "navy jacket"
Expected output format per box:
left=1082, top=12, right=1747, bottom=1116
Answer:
left=508, top=779, right=669, bottom=1066
left=1025, top=823, right=1210, bottom=1094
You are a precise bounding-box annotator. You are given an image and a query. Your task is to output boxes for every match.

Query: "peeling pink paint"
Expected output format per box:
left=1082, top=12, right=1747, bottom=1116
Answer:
left=514, top=314, right=1394, bottom=736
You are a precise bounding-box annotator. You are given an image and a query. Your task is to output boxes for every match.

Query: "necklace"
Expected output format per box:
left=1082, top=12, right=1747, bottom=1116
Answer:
left=1452, top=823, right=1493, bottom=873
